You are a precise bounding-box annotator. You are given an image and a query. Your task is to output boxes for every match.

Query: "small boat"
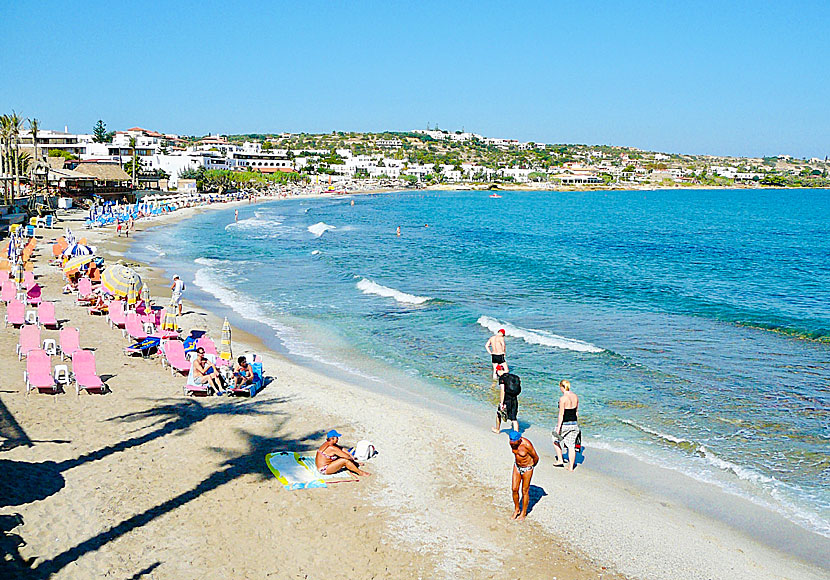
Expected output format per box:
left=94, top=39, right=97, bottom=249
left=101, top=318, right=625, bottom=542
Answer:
left=489, top=194, right=502, bottom=198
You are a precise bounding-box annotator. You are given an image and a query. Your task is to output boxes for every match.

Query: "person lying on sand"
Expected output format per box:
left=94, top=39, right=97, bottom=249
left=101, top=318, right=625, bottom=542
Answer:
left=315, top=430, right=370, bottom=477
left=233, top=355, right=254, bottom=387
left=507, top=430, right=538, bottom=521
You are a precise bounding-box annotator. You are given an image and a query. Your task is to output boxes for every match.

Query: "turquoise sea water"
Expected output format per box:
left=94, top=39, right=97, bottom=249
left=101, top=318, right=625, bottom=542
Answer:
left=133, top=189, right=830, bottom=538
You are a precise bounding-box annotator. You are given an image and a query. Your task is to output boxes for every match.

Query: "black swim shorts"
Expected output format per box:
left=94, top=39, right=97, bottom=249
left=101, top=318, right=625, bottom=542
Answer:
left=491, top=354, right=506, bottom=364
left=503, top=396, right=518, bottom=421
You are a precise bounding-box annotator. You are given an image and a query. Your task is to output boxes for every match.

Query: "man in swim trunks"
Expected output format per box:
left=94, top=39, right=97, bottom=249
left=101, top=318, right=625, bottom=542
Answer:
left=492, top=365, right=521, bottom=433
left=193, top=347, right=225, bottom=395
left=315, top=430, right=370, bottom=477
left=507, top=430, right=538, bottom=520
left=485, top=328, right=507, bottom=379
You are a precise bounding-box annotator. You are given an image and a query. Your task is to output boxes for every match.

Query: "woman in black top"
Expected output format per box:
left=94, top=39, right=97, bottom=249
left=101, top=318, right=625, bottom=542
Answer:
left=552, top=379, right=580, bottom=471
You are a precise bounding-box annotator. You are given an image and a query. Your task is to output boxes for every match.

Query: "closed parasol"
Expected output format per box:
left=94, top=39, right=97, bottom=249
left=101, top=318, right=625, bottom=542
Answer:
left=220, top=317, right=232, bottom=362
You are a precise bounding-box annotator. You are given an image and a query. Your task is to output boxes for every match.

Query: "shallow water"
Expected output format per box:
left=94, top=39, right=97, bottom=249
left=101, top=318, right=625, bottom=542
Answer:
left=132, top=189, right=830, bottom=538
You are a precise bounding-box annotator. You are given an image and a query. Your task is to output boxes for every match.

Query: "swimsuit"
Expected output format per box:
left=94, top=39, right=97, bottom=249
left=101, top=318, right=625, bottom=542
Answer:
left=491, top=353, right=505, bottom=364
left=515, top=464, right=534, bottom=475
left=318, top=448, right=338, bottom=474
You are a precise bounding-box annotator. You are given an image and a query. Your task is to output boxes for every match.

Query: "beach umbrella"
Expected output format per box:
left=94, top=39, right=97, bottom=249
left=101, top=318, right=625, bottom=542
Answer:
left=63, top=254, right=94, bottom=274
left=162, top=310, right=177, bottom=332
left=219, top=317, right=232, bottom=363
left=14, top=263, right=25, bottom=288
left=102, top=264, right=143, bottom=298
left=127, top=280, right=138, bottom=308
left=140, top=284, right=151, bottom=304
left=62, top=243, right=94, bottom=257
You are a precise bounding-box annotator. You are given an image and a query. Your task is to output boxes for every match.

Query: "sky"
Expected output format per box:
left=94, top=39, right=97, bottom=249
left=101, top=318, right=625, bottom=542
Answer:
left=1, top=1, right=828, bottom=158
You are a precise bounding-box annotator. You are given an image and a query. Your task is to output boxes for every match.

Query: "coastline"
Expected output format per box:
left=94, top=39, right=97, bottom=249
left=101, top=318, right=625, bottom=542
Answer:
left=1, top=194, right=827, bottom=579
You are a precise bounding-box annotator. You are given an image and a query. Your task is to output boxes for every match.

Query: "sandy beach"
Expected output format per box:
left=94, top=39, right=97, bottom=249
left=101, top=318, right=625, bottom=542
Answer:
left=1, top=196, right=828, bottom=580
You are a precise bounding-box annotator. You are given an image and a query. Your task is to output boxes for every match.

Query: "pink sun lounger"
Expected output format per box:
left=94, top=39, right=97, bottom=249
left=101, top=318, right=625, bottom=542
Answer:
left=26, top=284, right=42, bottom=306
left=107, top=300, right=126, bottom=328
left=76, top=277, right=94, bottom=304
left=123, top=312, right=148, bottom=341
left=59, top=327, right=81, bottom=361
left=24, top=271, right=35, bottom=288
left=161, top=339, right=191, bottom=376
left=1, top=281, right=16, bottom=303
left=17, top=324, right=41, bottom=360
left=5, top=299, right=25, bottom=327
left=25, top=349, right=58, bottom=394
left=72, top=350, right=106, bottom=395
left=37, top=302, right=59, bottom=328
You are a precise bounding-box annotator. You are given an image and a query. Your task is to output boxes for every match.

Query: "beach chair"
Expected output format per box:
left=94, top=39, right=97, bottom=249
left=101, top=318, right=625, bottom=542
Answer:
left=1, top=281, right=16, bottom=303
left=76, top=277, right=94, bottom=304
left=23, top=271, right=35, bottom=288
left=72, top=350, right=106, bottom=395
left=59, top=327, right=81, bottom=361
left=17, top=325, right=41, bottom=360
left=24, top=349, right=58, bottom=395
left=228, top=354, right=264, bottom=397
left=107, top=300, right=126, bottom=329
left=25, top=225, right=35, bottom=238
left=37, top=302, right=59, bottom=329
left=123, top=312, right=148, bottom=341
left=26, top=284, right=42, bottom=306
left=5, top=300, right=25, bottom=327
left=161, top=340, right=191, bottom=376
left=194, top=336, right=231, bottom=367
left=44, top=215, right=56, bottom=228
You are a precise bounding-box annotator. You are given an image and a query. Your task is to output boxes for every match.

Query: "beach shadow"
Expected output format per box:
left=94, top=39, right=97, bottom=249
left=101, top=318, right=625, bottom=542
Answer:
left=0, top=513, right=34, bottom=578
left=30, top=422, right=323, bottom=579
left=125, top=561, right=161, bottom=579
left=526, top=485, right=547, bottom=515
left=0, top=459, right=65, bottom=507
left=0, top=399, right=33, bottom=451
left=99, top=374, right=116, bottom=382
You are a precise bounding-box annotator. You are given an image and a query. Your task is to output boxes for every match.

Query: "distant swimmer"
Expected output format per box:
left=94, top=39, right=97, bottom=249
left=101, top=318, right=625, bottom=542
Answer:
left=424, top=223, right=429, bottom=228
left=485, top=328, right=507, bottom=379
left=350, top=199, right=355, bottom=206
left=507, top=430, right=538, bottom=521
left=396, top=225, right=401, bottom=236
left=234, top=209, right=239, bottom=222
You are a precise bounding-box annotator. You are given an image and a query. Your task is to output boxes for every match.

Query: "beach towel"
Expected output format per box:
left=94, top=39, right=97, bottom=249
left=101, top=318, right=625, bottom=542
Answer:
left=265, top=452, right=355, bottom=490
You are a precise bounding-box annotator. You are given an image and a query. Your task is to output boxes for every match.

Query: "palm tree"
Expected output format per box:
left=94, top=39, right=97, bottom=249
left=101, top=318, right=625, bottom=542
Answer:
left=28, top=117, right=40, bottom=163
left=8, top=111, right=24, bottom=199
left=0, top=114, right=9, bottom=203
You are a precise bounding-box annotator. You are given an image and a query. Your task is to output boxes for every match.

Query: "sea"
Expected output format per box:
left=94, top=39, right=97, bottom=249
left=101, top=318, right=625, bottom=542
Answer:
left=132, top=188, right=830, bottom=540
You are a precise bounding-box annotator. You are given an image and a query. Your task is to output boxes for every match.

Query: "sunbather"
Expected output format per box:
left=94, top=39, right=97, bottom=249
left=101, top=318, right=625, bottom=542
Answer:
left=315, top=430, right=370, bottom=477
left=233, top=355, right=254, bottom=387
left=192, top=347, right=225, bottom=395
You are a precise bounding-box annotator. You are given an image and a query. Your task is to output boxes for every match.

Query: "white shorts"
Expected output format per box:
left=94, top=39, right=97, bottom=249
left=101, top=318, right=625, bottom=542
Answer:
left=170, top=293, right=183, bottom=305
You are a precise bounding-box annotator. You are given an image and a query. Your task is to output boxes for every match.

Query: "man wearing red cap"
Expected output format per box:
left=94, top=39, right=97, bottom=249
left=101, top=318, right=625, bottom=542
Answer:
left=492, top=365, right=521, bottom=433
left=485, top=328, right=507, bottom=379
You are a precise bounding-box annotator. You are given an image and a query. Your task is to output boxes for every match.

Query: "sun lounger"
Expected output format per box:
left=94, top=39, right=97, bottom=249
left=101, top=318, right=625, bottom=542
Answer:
left=228, top=354, right=264, bottom=397
left=196, top=336, right=232, bottom=368
left=26, top=284, right=42, bottom=306
left=124, top=336, right=160, bottom=357
left=59, top=327, right=81, bottom=361
left=72, top=350, right=106, bottom=395
left=23, top=271, right=35, bottom=288
left=1, top=281, right=16, bottom=303
left=107, top=300, right=126, bottom=328
left=17, top=325, right=41, bottom=360
left=123, top=312, right=148, bottom=341
left=5, top=300, right=25, bottom=327
left=37, top=302, right=59, bottom=328
left=161, top=339, right=191, bottom=376
left=76, top=277, right=94, bottom=304
left=24, top=349, right=58, bottom=394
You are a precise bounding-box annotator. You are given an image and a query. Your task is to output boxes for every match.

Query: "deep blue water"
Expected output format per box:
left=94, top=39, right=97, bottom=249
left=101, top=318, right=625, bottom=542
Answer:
left=133, top=189, right=830, bottom=538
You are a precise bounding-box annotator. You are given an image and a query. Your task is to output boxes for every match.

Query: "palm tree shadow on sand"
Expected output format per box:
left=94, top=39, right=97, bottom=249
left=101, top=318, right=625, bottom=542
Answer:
left=1, top=395, right=321, bottom=579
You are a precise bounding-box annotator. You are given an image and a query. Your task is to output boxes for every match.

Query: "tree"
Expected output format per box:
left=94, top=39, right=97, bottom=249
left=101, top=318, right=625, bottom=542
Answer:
left=92, top=119, right=114, bottom=143
left=8, top=111, right=23, bottom=199
left=262, top=140, right=273, bottom=150
left=0, top=114, right=9, bottom=203
left=28, top=118, right=40, bottom=163
left=129, top=137, right=137, bottom=189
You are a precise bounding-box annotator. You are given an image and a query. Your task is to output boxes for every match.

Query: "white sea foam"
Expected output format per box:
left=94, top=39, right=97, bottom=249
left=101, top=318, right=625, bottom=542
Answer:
left=194, top=257, right=234, bottom=267
left=145, top=244, right=166, bottom=257
left=477, top=316, right=603, bottom=353
left=308, top=222, right=336, bottom=237
left=193, top=267, right=381, bottom=382
left=619, top=418, right=695, bottom=446
left=311, top=250, right=321, bottom=255
left=356, top=278, right=431, bottom=305
left=224, top=214, right=285, bottom=238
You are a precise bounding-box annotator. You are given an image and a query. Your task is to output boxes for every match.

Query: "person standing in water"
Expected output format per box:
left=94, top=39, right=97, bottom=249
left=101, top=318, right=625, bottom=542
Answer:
left=234, top=209, right=239, bottom=222
left=507, top=430, right=538, bottom=520
left=552, top=379, right=581, bottom=471
left=485, top=328, right=507, bottom=379
left=396, top=225, right=401, bottom=236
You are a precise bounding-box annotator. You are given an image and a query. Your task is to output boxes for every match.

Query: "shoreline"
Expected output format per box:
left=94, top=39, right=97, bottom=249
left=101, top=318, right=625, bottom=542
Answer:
left=118, top=194, right=830, bottom=575
left=1, top=193, right=827, bottom=579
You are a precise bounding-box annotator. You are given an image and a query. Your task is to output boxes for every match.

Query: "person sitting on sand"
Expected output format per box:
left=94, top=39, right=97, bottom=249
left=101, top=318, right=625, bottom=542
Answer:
left=485, top=328, right=507, bottom=379
left=492, top=365, right=521, bottom=434
left=315, top=430, right=370, bottom=477
left=88, top=293, right=108, bottom=315
left=233, top=355, right=254, bottom=388
left=552, top=379, right=581, bottom=471
left=192, top=347, right=225, bottom=395
left=507, top=430, right=538, bottom=521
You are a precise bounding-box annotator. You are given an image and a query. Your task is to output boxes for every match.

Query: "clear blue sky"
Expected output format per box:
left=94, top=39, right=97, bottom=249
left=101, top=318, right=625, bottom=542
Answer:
left=2, top=1, right=828, bottom=158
